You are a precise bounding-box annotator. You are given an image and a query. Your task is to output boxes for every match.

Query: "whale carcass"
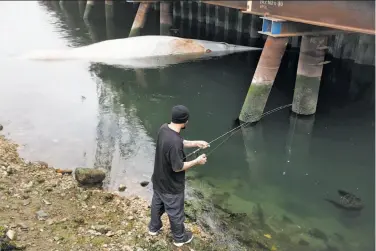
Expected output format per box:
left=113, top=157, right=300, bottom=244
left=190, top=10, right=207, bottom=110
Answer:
left=19, top=35, right=262, bottom=68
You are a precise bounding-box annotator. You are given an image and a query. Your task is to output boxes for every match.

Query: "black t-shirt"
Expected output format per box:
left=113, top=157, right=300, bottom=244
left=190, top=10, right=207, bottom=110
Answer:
left=151, top=123, right=186, bottom=194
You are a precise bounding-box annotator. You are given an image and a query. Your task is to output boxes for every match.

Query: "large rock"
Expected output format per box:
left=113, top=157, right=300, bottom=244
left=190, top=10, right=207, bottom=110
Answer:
left=74, top=168, right=106, bottom=186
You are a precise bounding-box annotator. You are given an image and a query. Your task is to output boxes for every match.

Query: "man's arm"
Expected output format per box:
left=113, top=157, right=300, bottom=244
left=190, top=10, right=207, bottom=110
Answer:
left=183, top=140, right=209, bottom=148
left=169, top=145, right=207, bottom=172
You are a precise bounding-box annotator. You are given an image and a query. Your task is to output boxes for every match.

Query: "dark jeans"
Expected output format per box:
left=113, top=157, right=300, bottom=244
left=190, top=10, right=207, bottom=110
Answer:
left=148, top=189, right=186, bottom=242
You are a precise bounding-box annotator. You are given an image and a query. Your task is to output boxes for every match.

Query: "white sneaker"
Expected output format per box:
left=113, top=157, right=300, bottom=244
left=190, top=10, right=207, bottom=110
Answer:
left=148, top=227, right=163, bottom=236
left=173, top=231, right=194, bottom=247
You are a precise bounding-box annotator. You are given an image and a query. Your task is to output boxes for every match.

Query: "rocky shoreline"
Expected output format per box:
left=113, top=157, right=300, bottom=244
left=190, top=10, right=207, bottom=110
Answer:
left=0, top=135, right=218, bottom=251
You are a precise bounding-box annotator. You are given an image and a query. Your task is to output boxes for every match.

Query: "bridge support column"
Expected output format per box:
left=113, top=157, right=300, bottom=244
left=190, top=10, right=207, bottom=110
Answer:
left=105, top=0, right=114, bottom=20
left=292, top=35, right=327, bottom=115
left=83, top=0, right=94, bottom=20
left=129, top=3, right=150, bottom=37
left=239, top=36, right=288, bottom=123
left=160, top=2, right=172, bottom=35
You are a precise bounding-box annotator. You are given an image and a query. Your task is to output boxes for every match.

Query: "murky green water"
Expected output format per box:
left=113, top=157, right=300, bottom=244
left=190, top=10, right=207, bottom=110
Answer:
left=0, top=1, right=374, bottom=250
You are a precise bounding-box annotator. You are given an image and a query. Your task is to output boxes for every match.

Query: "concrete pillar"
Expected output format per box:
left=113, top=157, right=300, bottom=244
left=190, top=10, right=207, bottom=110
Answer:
left=105, top=0, right=114, bottom=20
left=129, top=3, right=150, bottom=37
left=239, top=36, right=288, bottom=123
left=292, top=35, right=327, bottom=115
left=83, top=0, right=94, bottom=21
left=78, top=0, right=86, bottom=17
left=160, top=2, right=172, bottom=35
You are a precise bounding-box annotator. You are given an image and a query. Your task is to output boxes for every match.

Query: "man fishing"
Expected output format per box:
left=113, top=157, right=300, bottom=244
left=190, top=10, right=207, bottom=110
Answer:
left=148, top=105, right=209, bottom=247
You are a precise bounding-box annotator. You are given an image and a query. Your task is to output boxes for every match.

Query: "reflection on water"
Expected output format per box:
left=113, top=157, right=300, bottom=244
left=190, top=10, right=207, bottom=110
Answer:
left=0, top=1, right=374, bottom=250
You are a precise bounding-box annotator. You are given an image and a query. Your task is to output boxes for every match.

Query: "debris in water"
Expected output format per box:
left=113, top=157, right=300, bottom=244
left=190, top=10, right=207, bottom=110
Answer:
left=282, top=172, right=286, bottom=175
left=140, top=181, right=149, bottom=187
left=271, top=244, right=277, bottom=251
left=264, top=234, right=272, bottom=239
left=0, top=124, right=3, bottom=131
left=56, top=169, right=72, bottom=175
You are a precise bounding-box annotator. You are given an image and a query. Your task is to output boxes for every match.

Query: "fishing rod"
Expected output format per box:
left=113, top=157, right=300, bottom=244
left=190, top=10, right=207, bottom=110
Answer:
left=184, top=103, right=292, bottom=160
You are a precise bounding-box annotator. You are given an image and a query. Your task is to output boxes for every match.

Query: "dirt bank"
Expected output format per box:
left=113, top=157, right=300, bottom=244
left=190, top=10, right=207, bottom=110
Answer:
left=0, top=135, right=218, bottom=251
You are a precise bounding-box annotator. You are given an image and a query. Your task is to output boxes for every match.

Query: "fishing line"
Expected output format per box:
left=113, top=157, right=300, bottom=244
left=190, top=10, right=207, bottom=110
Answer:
left=184, top=103, right=292, bottom=160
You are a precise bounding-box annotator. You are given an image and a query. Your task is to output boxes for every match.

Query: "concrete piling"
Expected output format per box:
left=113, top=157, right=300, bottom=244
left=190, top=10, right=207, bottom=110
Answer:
left=160, top=2, right=172, bottom=35
left=105, top=0, right=114, bottom=20
left=129, top=3, right=150, bottom=37
left=239, top=36, right=288, bottom=123
left=78, top=0, right=86, bottom=17
left=83, top=0, right=94, bottom=21
left=292, top=35, right=328, bottom=115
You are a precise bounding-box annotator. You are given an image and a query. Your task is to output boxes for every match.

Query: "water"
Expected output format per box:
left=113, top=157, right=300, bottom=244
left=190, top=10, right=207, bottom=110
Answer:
left=0, top=2, right=374, bottom=251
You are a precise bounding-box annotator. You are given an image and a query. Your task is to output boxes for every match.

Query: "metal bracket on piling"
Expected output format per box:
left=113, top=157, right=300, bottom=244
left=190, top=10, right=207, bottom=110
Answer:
left=258, top=17, right=345, bottom=37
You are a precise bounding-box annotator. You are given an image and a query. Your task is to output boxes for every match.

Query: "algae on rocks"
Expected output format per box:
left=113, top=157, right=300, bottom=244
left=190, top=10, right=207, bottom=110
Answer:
left=74, top=167, right=106, bottom=186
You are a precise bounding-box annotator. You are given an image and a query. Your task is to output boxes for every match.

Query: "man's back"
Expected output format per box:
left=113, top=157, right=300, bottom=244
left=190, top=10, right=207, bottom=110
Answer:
left=151, top=123, right=186, bottom=194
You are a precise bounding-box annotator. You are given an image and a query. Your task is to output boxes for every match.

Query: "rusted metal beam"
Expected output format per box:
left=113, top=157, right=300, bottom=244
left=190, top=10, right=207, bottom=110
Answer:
left=259, top=17, right=345, bottom=37
left=202, top=1, right=247, bottom=10
left=129, top=3, right=151, bottom=37
left=239, top=36, right=288, bottom=123
left=244, top=1, right=375, bottom=35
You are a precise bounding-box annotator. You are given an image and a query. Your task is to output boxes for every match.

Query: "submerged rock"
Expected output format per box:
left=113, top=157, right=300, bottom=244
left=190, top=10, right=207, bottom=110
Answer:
left=308, top=228, right=328, bottom=241
left=74, top=168, right=105, bottom=186
left=298, top=239, right=309, bottom=246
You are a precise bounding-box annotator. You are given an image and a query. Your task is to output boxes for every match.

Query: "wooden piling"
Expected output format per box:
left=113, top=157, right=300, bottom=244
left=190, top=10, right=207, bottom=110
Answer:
left=129, top=3, right=150, bottom=37
left=160, top=2, right=172, bottom=35
left=83, top=0, right=94, bottom=20
left=239, top=36, right=288, bottom=123
left=292, top=35, right=327, bottom=115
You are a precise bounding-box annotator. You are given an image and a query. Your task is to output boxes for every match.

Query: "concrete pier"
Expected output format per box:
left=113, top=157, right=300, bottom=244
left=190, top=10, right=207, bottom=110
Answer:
left=160, top=2, right=172, bottom=35
left=83, top=0, right=94, bottom=20
left=129, top=3, right=150, bottom=37
left=292, top=35, right=328, bottom=115
left=105, top=0, right=114, bottom=20
left=239, top=36, right=288, bottom=123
